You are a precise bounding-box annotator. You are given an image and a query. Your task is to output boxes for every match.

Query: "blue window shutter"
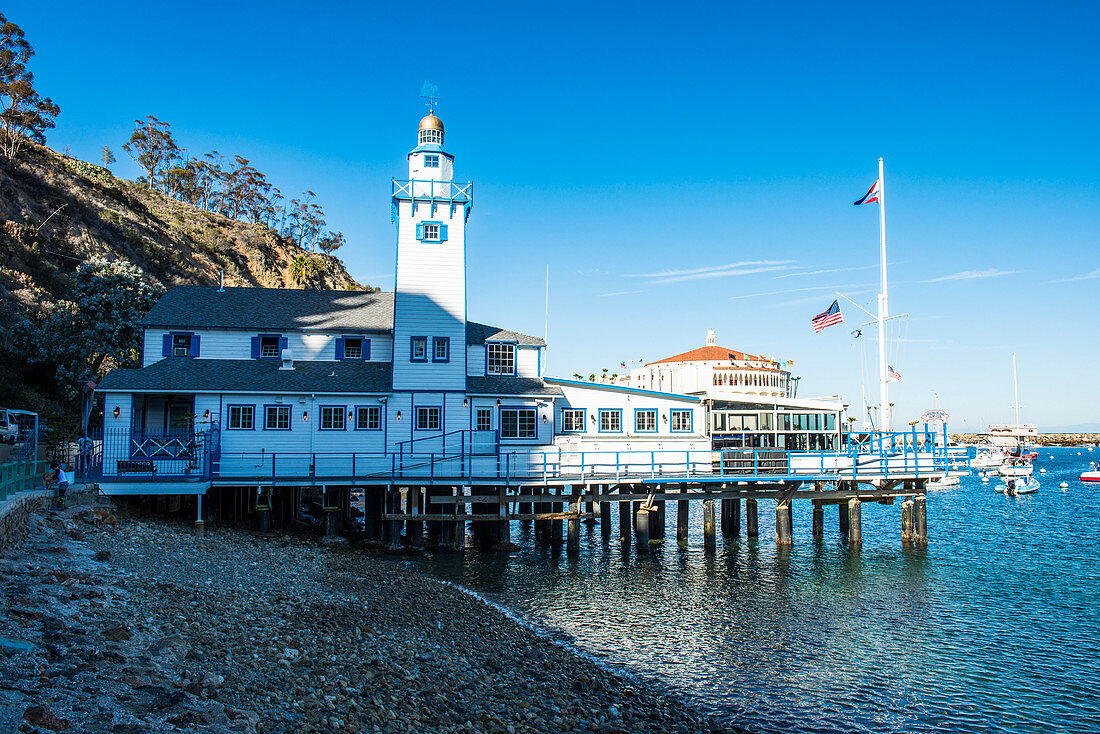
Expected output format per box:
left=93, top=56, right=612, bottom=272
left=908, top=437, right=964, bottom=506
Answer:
left=363, top=339, right=371, bottom=360
left=440, top=224, right=448, bottom=241
left=279, top=336, right=288, bottom=355
left=190, top=334, right=200, bottom=357
left=250, top=337, right=260, bottom=359
left=335, top=337, right=344, bottom=360
left=416, top=223, right=424, bottom=240
left=162, top=334, right=171, bottom=357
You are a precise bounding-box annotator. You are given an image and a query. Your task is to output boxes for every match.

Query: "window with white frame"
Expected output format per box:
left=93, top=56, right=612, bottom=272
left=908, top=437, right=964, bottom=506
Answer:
left=343, top=337, right=363, bottom=359
left=476, top=408, right=492, bottom=431
left=423, top=222, right=439, bottom=240
left=416, top=407, right=440, bottom=431
left=635, top=409, right=656, bottom=433
left=228, top=405, right=254, bottom=430
left=265, top=405, right=290, bottom=430
left=670, top=410, right=692, bottom=432
left=260, top=335, right=281, bottom=358
left=599, top=409, right=621, bottom=432
left=356, top=406, right=381, bottom=430
left=419, top=129, right=442, bottom=144
left=500, top=408, right=536, bottom=439
left=424, top=154, right=440, bottom=167
left=172, top=333, right=192, bottom=357
left=561, top=409, right=585, bottom=432
left=320, top=406, right=345, bottom=430
left=487, top=343, right=515, bottom=375
left=433, top=337, right=449, bottom=362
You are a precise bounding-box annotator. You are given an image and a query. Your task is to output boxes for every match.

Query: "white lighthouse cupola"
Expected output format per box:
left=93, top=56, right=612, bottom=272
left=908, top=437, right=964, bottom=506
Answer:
left=408, top=110, right=453, bottom=181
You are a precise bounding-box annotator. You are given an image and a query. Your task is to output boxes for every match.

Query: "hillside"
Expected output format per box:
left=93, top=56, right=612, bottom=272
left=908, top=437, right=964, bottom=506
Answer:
left=0, top=141, right=368, bottom=422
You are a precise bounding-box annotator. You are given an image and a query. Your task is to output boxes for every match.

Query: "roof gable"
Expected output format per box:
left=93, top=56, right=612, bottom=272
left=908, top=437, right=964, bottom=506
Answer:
left=649, top=345, right=765, bottom=364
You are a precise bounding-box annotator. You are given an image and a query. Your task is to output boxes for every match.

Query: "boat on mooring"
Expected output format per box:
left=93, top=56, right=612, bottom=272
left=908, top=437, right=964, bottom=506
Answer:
left=1000, top=476, right=1040, bottom=495
left=1081, top=471, right=1100, bottom=484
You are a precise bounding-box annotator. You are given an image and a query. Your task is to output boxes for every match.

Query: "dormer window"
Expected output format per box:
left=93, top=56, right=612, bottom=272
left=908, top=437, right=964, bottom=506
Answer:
left=487, top=343, right=515, bottom=375
left=343, top=338, right=363, bottom=359
left=172, top=333, right=192, bottom=357
left=260, top=335, right=281, bottom=358
left=424, top=154, right=440, bottom=168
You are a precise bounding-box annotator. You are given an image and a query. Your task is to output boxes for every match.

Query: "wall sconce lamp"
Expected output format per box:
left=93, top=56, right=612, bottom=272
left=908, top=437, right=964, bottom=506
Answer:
left=590, top=414, right=596, bottom=424
left=203, top=409, right=210, bottom=421
left=349, top=410, right=355, bottom=420
left=463, top=398, right=469, bottom=408
left=112, top=406, right=120, bottom=419
left=496, top=399, right=501, bottom=407
left=542, top=414, right=548, bottom=423
left=302, top=411, right=309, bottom=422
left=396, top=410, right=402, bottom=421
left=662, top=414, right=668, bottom=423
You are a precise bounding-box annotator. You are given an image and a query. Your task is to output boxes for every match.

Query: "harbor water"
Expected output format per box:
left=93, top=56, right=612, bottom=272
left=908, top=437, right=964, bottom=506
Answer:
left=405, top=447, right=1100, bottom=733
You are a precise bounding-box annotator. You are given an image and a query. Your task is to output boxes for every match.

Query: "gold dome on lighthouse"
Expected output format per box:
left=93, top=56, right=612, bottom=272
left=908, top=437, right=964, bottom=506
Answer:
left=419, top=111, right=444, bottom=132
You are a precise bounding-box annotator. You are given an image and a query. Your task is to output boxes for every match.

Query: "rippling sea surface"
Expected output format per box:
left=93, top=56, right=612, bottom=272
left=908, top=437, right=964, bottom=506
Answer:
left=404, top=447, right=1100, bottom=733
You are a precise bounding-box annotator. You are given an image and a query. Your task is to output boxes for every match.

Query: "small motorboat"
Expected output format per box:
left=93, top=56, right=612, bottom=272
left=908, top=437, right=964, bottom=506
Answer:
left=1002, top=476, right=1039, bottom=495
left=1081, top=471, right=1100, bottom=484
left=999, top=458, right=1034, bottom=478
left=971, top=449, right=1005, bottom=470
left=927, top=474, right=961, bottom=490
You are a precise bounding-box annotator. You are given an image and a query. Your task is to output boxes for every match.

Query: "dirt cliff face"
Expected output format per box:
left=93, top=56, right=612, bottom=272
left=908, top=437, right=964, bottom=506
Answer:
left=0, top=142, right=365, bottom=323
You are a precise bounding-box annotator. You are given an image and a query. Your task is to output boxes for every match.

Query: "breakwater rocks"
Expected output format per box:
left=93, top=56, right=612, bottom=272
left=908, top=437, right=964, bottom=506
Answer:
left=2, top=504, right=736, bottom=734
left=950, top=433, right=1100, bottom=447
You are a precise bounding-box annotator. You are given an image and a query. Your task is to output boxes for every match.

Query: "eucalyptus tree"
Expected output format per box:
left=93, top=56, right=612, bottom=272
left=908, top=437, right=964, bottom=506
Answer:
left=0, top=13, right=59, bottom=161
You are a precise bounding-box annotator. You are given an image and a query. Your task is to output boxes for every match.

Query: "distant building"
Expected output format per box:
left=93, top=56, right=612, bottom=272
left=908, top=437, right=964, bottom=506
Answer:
left=619, top=330, right=846, bottom=451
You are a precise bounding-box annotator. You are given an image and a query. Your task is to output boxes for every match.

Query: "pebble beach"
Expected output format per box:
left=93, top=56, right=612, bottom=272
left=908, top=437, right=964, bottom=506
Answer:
left=0, top=499, right=735, bottom=734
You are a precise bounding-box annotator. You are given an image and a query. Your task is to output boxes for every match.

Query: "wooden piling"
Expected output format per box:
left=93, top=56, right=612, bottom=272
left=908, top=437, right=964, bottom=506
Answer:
left=551, top=500, right=564, bottom=546
left=914, top=494, right=927, bottom=545
left=838, top=500, right=850, bottom=534
left=635, top=506, right=650, bottom=554
left=676, top=487, right=689, bottom=547
left=730, top=497, right=740, bottom=537
left=812, top=501, right=823, bottom=538
left=600, top=499, right=612, bottom=541
left=535, top=489, right=550, bottom=543
left=703, top=498, right=716, bottom=554
left=651, top=497, right=666, bottom=541
left=901, top=497, right=914, bottom=544
left=745, top=498, right=758, bottom=538
left=619, top=498, right=631, bottom=544
left=776, top=500, right=792, bottom=546
left=406, top=487, right=423, bottom=546
left=848, top=497, right=862, bottom=546
left=720, top=498, right=731, bottom=537
left=567, top=500, right=580, bottom=556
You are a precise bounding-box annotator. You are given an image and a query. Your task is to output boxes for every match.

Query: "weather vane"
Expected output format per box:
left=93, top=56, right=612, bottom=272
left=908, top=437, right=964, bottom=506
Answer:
left=420, top=81, right=441, bottom=110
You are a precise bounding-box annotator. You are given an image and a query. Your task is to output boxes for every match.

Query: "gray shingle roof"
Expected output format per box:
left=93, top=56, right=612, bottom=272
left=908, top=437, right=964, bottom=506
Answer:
left=98, top=358, right=392, bottom=394
left=465, top=377, right=562, bottom=397
left=142, top=287, right=545, bottom=346
left=465, top=322, right=545, bottom=347
left=142, top=287, right=394, bottom=331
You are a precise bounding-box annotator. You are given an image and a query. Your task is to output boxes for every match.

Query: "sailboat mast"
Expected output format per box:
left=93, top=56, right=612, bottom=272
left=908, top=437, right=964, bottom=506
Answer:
left=1012, top=352, right=1020, bottom=426
left=876, top=157, right=890, bottom=431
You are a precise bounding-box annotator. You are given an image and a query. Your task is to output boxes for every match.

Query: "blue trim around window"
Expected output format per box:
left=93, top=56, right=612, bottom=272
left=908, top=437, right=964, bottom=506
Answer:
left=633, top=408, right=658, bottom=433
left=424, top=154, right=440, bottom=168
left=354, top=405, right=382, bottom=431
left=432, top=336, right=450, bottom=363
left=414, top=405, right=442, bottom=431
left=410, top=336, right=428, bottom=362
left=318, top=405, right=347, bottom=431
left=226, top=404, right=255, bottom=430
left=164, top=331, right=198, bottom=358
left=559, top=408, right=586, bottom=433
left=498, top=405, right=539, bottom=442
left=262, top=404, right=292, bottom=431
left=485, top=341, right=518, bottom=376
left=670, top=409, right=694, bottom=433
left=415, top=220, right=448, bottom=243
left=597, top=408, right=623, bottom=433
left=475, top=407, right=493, bottom=431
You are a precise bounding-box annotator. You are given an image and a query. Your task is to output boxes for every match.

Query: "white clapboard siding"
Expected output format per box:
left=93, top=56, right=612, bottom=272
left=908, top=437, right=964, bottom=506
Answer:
left=143, top=328, right=393, bottom=364
left=391, top=197, right=468, bottom=391
left=551, top=382, right=706, bottom=447
left=516, top=347, right=541, bottom=377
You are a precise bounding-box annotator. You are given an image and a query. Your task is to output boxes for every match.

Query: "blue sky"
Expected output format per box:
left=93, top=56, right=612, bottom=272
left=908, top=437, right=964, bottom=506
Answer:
left=11, top=1, right=1099, bottom=431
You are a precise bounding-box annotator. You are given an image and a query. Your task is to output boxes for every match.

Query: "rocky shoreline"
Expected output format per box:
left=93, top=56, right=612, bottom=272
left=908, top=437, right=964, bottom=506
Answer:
left=950, top=433, right=1100, bottom=446
left=1, top=499, right=739, bottom=734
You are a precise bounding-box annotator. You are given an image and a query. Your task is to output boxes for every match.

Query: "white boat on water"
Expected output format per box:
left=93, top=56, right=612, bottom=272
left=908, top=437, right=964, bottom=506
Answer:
left=998, top=459, right=1034, bottom=478
left=999, top=476, right=1040, bottom=495
left=971, top=449, right=1006, bottom=470
left=987, top=354, right=1039, bottom=452
left=927, top=474, right=961, bottom=490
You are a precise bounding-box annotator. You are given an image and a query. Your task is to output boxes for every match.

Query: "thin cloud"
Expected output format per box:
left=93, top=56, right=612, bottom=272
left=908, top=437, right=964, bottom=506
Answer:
left=1046, top=268, right=1100, bottom=284
left=923, top=268, right=1022, bottom=283
left=775, top=264, right=880, bottom=279
left=598, top=289, right=646, bottom=297
left=625, top=259, right=796, bottom=279
left=653, top=264, right=796, bottom=284
left=729, top=283, right=873, bottom=301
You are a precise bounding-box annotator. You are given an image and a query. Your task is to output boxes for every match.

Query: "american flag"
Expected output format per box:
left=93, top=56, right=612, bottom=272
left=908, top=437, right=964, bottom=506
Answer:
left=811, top=300, right=844, bottom=332
left=888, top=365, right=901, bottom=382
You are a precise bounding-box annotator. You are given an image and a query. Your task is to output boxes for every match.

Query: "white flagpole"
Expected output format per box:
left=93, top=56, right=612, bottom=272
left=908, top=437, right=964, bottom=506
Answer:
left=876, top=157, right=890, bottom=431
left=544, top=264, right=550, bottom=374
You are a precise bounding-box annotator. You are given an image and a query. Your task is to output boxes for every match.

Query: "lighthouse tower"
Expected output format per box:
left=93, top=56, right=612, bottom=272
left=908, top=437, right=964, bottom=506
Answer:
left=390, top=110, right=473, bottom=420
